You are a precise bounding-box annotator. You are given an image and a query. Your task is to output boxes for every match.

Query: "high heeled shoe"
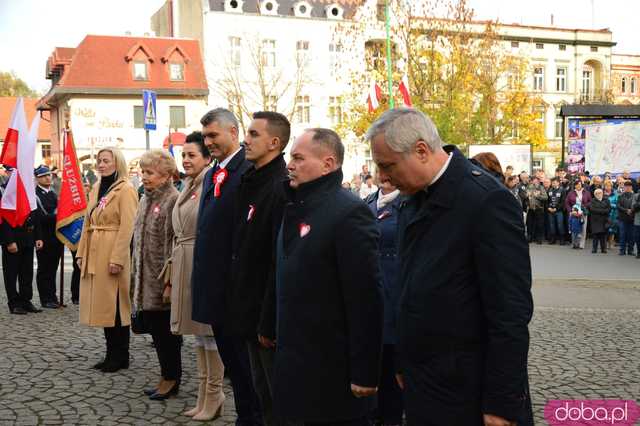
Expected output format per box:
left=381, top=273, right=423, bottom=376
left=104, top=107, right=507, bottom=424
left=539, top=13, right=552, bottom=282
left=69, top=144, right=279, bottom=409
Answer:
left=149, top=382, right=179, bottom=401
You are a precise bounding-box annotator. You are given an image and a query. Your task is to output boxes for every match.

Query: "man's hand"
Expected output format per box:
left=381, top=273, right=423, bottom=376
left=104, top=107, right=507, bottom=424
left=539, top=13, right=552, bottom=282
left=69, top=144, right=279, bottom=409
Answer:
left=35, top=240, right=44, bottom=250
left=6, top=243, right=18, bottom=254
left=162, top=285, right=171, bottom=304
left=395, top=373, right=404, bottom=389
left=108, top=263, right=123, bottom=275
left=76, top=257, right=82, bottom=268
left=483, top=414, right=516, bottom=426
left=350, top=384, right=377, bottom=398
left=258, top=334, right=276, bottom=349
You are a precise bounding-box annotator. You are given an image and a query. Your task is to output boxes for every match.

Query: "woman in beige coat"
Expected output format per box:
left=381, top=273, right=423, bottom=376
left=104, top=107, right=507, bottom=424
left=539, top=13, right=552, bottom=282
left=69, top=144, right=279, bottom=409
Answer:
left=76, top=147, right=138, bottom=373
left=170, top=132, right=225, bottom=421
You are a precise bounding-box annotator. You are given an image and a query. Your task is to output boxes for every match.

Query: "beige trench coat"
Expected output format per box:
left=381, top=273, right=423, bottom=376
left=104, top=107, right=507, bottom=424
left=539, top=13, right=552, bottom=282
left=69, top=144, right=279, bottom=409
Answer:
left=169, top=168, right=213, bottom=336
left=77, top=178, right=138, bottom=327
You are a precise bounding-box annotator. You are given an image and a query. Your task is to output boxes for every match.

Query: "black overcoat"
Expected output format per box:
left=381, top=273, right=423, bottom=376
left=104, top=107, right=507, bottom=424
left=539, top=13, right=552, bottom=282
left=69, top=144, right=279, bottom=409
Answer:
left=273, top=169, right=383, bottom=423
left=191, top=148, right=252, bottom=329
left=397, top=147, right=534, bottom=426
left=589, top=197, right=611, bottom=234
left=227, top=154, right=287, bottom=338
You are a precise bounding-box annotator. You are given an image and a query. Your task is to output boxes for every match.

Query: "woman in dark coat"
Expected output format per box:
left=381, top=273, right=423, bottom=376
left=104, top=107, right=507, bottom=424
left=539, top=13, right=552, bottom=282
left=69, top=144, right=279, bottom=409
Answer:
left=589, top=188, right=611, bottom=254
left=366, top=178, right=403, bottom=426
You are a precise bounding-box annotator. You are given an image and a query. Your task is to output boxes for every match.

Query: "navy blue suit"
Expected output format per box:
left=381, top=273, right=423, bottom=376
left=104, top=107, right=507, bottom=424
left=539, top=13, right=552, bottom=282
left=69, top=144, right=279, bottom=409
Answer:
left=191, top=148, right=263, bottom=425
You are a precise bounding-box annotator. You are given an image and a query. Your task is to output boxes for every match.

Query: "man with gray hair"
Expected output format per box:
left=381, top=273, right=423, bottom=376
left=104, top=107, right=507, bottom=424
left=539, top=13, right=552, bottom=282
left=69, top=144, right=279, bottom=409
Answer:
left=367, top=108, right=534, bottom=426
left=272, top=128, right=383, bottom=425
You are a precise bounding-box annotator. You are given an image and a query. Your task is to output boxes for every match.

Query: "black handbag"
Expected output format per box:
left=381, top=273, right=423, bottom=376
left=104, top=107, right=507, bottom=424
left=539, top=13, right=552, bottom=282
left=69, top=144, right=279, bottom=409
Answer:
left=131, top=310, right=149, bottom=334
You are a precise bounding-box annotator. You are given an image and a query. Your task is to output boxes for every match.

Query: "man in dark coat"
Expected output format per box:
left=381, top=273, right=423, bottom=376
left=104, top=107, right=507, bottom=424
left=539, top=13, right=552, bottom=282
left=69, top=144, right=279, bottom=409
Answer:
left=368, top=108, right=534, bottom=426
left=273, top=128, right=383, bottom=425
left=34, top=165, right=63, bottom=308
left=1, top=171, right=44, bottom=315
left=228, top=111, right=290, bottom=425
left=192, top=108, right=262, bottom=425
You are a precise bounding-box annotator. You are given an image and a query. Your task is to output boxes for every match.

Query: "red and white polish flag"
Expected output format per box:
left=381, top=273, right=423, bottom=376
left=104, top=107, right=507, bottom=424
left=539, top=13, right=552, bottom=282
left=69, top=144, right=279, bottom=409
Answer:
left=0, top=98, right=39, bottom=227
left=399, top=74, right=412, bottom=107
left=367, top=80, right=382, bottom=113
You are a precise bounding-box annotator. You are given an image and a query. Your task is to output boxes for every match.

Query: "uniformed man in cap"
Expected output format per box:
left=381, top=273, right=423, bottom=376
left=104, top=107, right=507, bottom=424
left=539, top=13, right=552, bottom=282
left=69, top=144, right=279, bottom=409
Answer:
left=1, top=167, right=44, bottom=314
left=34, top=165, right=63, bottom=308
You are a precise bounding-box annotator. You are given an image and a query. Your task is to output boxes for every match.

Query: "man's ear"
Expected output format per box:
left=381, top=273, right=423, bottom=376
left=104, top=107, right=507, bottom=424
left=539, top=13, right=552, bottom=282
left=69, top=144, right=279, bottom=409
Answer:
left=415, top=140, right=430, bottom=163
left=269, top=137, right=281, bottom=152
left=323, top=156, right=337, bottom=174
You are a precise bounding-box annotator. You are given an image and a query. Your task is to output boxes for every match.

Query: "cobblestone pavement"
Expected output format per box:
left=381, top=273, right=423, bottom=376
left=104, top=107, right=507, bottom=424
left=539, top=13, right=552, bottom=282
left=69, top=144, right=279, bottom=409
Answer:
left=1, top=247, right=639, bottom=425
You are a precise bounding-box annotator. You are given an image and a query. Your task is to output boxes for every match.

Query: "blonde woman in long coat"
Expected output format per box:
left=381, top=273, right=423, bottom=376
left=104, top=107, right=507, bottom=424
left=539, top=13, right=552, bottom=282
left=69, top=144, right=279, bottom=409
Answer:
left=169, top=133, right=225, bottom=420
left=76, top=147, right=138, bottom=373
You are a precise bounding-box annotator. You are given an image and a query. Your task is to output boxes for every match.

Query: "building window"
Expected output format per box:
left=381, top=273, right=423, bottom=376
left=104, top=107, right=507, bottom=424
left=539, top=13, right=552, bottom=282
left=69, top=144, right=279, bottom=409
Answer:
left=536, top=43, right=544, bottom=49
left=632, top=77, right=637, bottom=94
left=590, top=46, right=598, bottom=52
left=533, top=67, right=544, bottom=91
left=262, top=39, right=277, bottom=67
left=535, top=106, right=545, bottom=129
left=169, top=63, right=184, bottom=81
left=133, top=106, right=144, bottom=128
left=41, top=143, right=52, bottom=160
left=365, top=40, right=387, bottom=72
left=555, top=112, right=563, bottom=138
left=556, top=67, right=566, bottom=92
left=582, top=69, right=593, bottom=97
left=329, top=43, right=342, bottom=71
left=329, top=96, right=343, bottom=125
left=296, top=40, right=310, bottom=64
left=510, top=121, right=519, bottom=139
left=559, top=44, right=567, bottom=51
left=376, top=0, right=386, bottom=21
left=133, top=61, right=148, bottom=80
left=621, top=77, right=627, bottom=93
left=169, top=106, right=186, bottom=129
left=229, top=36, right=241, bottom=67
left=295, top=96, right=310, bottom=123
left=266, top=95, right=277, bottom=111
left=511, top=41, right=519, bottom=48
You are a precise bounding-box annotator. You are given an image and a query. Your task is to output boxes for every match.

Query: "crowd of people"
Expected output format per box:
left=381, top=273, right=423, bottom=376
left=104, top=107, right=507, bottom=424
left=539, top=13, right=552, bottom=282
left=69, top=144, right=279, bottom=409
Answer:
left=500, top=166, right=640, bottom=256
left=1, top=106, right=556, bottom=426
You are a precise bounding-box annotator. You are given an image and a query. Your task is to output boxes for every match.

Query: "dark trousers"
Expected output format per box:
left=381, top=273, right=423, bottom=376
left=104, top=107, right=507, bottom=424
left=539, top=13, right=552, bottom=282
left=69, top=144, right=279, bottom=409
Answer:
left=618, top=221, right=635, bottom=254
left=247, top=339, right=299, bottom=426
left=592, top=232, right=607, bottom=252
left=36, top=239, right=63, bottom=304
left=635, top=225, right=640, bottom=255
left=304, top=418, right=369, bottom=426
left=2, top=245, right=34, bottom=309
left=526, top=209, right=545, bottom=242
left=104, top=294, right=130, bottom=363
left=145, top=310, right=182, bottom=381
left=71, top=250, right=81, bottom=302
left=376, top=345, right=403, bottom=425
left=547, top=211, right=565, bottom=243
left=215, top=331, right=263, bottom=425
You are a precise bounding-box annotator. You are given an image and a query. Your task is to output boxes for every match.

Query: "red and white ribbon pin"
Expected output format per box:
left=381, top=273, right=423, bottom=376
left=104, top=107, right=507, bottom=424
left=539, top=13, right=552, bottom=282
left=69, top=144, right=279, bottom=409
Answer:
left=212, top=168, right=228, bottom=198
left=247, top=204, right=256, bottom=222
left=299, top=222, right=311, bottom=238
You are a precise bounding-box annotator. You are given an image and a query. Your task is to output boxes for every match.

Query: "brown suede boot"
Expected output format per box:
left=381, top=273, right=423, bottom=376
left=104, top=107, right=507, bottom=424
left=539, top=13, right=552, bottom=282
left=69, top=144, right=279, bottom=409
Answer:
left=183, top=346, right=207, bottom=417
left=193, top=349, right=226, bottom=421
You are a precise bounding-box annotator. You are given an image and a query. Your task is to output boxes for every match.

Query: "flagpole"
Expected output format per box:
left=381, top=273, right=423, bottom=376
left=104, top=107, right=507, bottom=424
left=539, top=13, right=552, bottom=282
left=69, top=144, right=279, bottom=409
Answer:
left=385, top=0, right=395, bottom=109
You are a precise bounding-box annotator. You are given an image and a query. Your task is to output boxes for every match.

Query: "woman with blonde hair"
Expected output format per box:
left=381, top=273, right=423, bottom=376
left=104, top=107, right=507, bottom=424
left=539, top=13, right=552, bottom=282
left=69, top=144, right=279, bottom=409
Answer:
left=132, top=149, right=181, bottom=400
left=77, top=147, right=138, bottom=373
left=170, top=132, right=225, bottom=420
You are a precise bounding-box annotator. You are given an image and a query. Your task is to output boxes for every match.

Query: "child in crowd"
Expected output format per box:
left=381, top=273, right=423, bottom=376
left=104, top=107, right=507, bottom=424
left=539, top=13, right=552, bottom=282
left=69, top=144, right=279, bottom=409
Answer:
left=569, top=204, right=584, bottom=249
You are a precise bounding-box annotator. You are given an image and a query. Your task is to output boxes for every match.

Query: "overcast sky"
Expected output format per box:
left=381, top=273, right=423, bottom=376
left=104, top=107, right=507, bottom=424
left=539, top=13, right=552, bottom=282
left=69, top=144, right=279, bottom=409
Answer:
left=0, top=0, right=638, bottom=94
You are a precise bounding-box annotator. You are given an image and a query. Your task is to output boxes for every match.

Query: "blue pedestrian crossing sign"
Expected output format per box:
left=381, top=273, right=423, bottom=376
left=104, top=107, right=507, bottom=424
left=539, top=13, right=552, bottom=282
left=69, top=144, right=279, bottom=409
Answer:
left=143, top=90, right=157, bottom=130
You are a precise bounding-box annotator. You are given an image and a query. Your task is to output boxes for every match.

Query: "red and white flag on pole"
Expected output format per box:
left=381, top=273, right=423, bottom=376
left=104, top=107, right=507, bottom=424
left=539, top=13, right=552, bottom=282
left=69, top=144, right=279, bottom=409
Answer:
left=399, top=74, right=412, bottom=107
left=367, top=80, right=382, bottom=113
left=0, top=98, right=39, bottom=227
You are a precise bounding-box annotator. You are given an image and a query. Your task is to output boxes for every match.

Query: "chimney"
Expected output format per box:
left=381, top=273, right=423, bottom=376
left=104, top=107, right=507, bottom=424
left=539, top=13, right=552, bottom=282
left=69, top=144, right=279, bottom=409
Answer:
left=550, top=14, right=554, bottom=26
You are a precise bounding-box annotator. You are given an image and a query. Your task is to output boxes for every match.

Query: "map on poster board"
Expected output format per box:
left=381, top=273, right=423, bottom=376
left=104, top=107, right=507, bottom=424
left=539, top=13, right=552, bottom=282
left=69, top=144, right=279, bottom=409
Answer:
left=583, top=119, right=640, bottom=175
left=468, top=144, right=532, bottom=174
